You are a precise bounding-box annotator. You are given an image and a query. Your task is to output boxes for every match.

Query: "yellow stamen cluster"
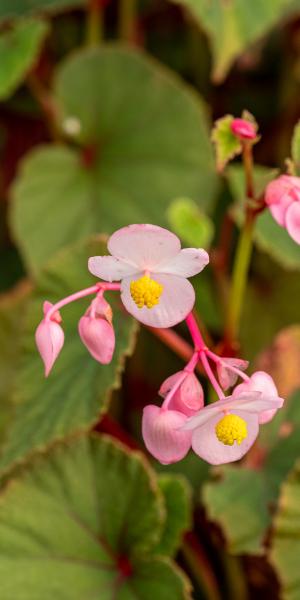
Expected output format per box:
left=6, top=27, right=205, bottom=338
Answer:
left=130, top=275, right=163, bottom=309
left=215, top=414, right=248, bottom=446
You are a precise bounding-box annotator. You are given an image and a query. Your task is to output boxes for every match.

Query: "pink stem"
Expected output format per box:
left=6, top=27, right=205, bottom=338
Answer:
left=162, top=351, right=199, bottom=410
left=45, top=282, right=121, bottom=321
left=200, top=351, right=225, bottom=400
left=206, top=349, right=250, bottom=382
left=185, top=312, right=207, bottom=351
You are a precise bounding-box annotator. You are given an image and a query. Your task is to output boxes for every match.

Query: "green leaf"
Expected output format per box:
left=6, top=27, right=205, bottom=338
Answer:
left=154, top=475, right=192, bottom=557
left=167, top=197, right=214, bottom=249
left=202, top=467, right=270, bottom=555
left=270, top=458, right=300, bottom=600
left=0, top=18, right=48, bottom=100
left=227, top=165, right=300, bottom=270
left=291, top=119, right=300, bottom=174
left=10, top=46, right=217, bottom=275
left=0, top=434, right=192, bottom=599
left=0, top=236, right=137, bottom=476
left=173, top=0, right=300, bottom=82
left=211, top=115, right=241, bottom=172
left=0, top=0, right=84, bottom=20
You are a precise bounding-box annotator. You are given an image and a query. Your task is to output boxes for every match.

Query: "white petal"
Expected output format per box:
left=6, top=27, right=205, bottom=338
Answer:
left=120, top=272, right=195, bottom=328
left=108, top=224, right=181, bottom=270
left=191, top=410, right=259, bottom=465
left=156, top=248, right=209, bottom=277
left=88, top=256, right=137, bottom=282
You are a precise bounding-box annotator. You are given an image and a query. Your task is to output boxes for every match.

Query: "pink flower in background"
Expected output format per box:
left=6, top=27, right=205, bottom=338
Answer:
left=182, top=392, right=283, bottom=465
left=78, top=295, right=115, bottom=364
left=159, top=371, right=204, bottom=416
left=88, top=224, right=209, bottom=328
left=233, top=370, right=280, bottom=424
left=35, top=302, right=64, bottom=377
left=265, top=175, right=300, bottom=244
left=142, top=405, right=192, bottom=464
left=231, top=118, right=256, bottom=140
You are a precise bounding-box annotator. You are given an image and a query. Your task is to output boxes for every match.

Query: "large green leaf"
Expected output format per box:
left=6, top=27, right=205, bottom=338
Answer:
left=202, top=467, right=270, bottom=555
left=154, top=475, right=192, bottom=557
left=0, top=434, right=192, bottom=599
left=0, top=236, right=138, bottom=475
left=11, top=46, right=217, bottom=275
left=0, top=19, right=48, bottom=100
left=227, top=165, right=300, bottom=270
left=270, top=458, right=300, bottom=600
left=0, top=0, right=84, bottom=20
left=173, top=0, right=300, bottom=82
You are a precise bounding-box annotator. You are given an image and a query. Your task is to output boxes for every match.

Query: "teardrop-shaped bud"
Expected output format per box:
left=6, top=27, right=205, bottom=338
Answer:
left=231, top=118, right=256, bottom=140
left=217, top=358, right=249, bottom=390
left=78, top=315, right=115, bottom=364
left=159, top=371, right=204, bottom=416
left=142, top=405, right=192, bottom=465
left=35, top=319, right=64, bottom=377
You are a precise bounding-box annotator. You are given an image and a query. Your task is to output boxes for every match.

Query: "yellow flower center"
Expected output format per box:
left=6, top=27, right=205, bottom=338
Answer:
left=215, top=414, right=247, bottom=446
left=130, top=275, right=163, bottom=309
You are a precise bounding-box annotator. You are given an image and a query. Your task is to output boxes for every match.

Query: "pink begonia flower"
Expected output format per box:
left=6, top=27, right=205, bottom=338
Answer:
left=182, top=392, right=283, bottom=465
left=142, top=405, right=192, bottom=465
left=230, top=118, right=256, bottom=140
left=265, top=175, right=300, bottom=244
left=88, top=224, right=209, bottom=328
left=217, top=357, right=249, bottom=391
left=159, top=371, right=204, bottom=416
left=233, top=371, right=280, bottom=424
left=35, top=302, right=64, bottom=377
left=78, top=296, right=115, bottom=364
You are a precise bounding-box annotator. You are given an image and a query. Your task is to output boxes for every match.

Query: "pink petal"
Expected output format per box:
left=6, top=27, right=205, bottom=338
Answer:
left=231, top=118, right=256, bottom=140
left=191, top=410, right=259, bottom=465
left=183, top=391, right=283, bottom=431
left=233, top=371, right=281, bottom=424
left=78, top=316, right=115, bottom=364
left=35, top=320, right=64, bottom=377
left=156, top=248, right=209, bottom=277
left=88, top=255, right=137, bottom=282
left=286, top=201, right=300, bottom=245
left=120, top=272, right=195, bottom=328
left=269, top=193, right=293, bottom=226
left=160, top=372, right=204, bottom=416
left=108, top=224, right=181, bottom=271
left=142, top=405, right=192, bottom=465
left=217, top=357, right=249, bottom=390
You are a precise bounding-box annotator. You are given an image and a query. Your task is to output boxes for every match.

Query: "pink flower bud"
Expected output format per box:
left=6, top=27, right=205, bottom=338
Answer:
left=159, top=371, right=204, bottom=416
left=233, top=371, right=281, bottom=424
left=231, top=118, right=256, bottom=140
left=92, top=295, right=113, bottom=324
left=35, top=319, right=64, bottom=377
left=217, top=357, right=249, bottom=390
left=265, top=175, right=300, bottom=245
left=142, top=405, right=192, bottom=464
left=78, top=315, right=115, bottom=364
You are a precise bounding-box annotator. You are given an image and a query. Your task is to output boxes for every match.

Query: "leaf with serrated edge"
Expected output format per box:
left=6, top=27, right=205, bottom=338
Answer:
left=10, top=46, right=217, bottom=275
left=211, top=115, right=241, bottom=172
left=270, top=458, right=300, bottom=600
left=0, top=434, right=192, bottom=599
left=0, top=236, right=138, bottom=476
left=154, top=475, right=192, bottom=557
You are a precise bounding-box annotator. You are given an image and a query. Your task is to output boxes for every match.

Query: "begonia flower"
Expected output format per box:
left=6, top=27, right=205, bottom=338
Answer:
left=233, top=370, right=280, bottom=424
left=35, top=302, right=64, bottom=377
left=159, top=371, right=204, bottom=416
left=182, top=392, right=283, bottom=465
left=265, top=175, right=300, bottom=244
left=88, top=224, right=209, bottom=328
left=231, top=118, right=256, bottom=140
left=142, top=405, right=192, bottom=465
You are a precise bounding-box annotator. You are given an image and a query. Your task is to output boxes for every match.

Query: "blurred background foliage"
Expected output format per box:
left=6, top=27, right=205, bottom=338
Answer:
left=1, top=1, right=300, bottom=598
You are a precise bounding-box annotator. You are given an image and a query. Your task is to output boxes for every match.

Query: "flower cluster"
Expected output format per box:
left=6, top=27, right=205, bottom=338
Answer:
left=265, top=174, right=300, bottom=244
left=35, top=224, right=284, bottom=466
